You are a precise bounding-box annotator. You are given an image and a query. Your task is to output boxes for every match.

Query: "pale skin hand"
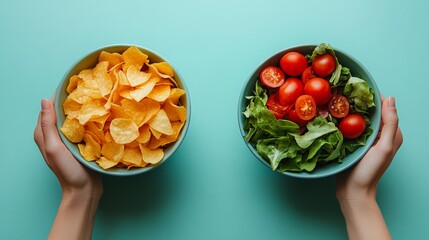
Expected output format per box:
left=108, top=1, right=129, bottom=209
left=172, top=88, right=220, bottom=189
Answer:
left=336, top=96, right=403, bottom=240
left=34, top=98, right=103, bottom=240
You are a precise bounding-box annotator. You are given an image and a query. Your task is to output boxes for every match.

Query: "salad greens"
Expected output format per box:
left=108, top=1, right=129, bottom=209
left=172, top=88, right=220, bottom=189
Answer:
left=243, top=43, right=375, bottom=173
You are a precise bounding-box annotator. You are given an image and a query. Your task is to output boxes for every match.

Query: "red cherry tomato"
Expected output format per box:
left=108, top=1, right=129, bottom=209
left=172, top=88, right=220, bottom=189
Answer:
left=287, top=109, right=310, bottom=127
left=266, top=93, right=292, bottom=119
left=280, top=52, right=308, bottom=77
left=328, top=95, right=350, bottom=118
left=278, top=78, right=304, bottom=106
left=302, top=66, right=316, bottom=84
left=312, top=54, right=336, bottom=77
left=339, top=114, right=366, bottom=139
left=295, top=95, right=317, bottom=121
left=304, top=77, right=331, bottom=106
left=259, top=66, right=285, bottom=88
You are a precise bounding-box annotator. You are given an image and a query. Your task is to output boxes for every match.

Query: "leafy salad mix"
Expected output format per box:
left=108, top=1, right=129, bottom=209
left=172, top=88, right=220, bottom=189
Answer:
left=243, top=43, right=375, bottom=172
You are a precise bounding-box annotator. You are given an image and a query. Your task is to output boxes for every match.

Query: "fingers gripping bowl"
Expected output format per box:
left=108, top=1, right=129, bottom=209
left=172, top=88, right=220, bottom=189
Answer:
left=55, top=45, right=190, bottom=176
left=238, top=44, right=381, bottom=178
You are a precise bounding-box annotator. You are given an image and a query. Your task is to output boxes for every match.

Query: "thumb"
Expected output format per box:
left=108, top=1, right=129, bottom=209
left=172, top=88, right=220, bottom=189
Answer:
left=40, top=99, right=62, bottom=154
left=378, top=97, right=399, bottom=147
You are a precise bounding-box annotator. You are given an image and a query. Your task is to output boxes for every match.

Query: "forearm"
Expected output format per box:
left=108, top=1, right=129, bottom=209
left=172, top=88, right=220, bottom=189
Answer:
left=338, top=197, right=391, bottom=240
left=48, top=192, right=100, bottom=240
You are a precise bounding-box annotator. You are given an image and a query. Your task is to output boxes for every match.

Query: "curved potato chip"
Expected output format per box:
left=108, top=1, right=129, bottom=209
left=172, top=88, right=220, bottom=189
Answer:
left=121, top=99, right=146, bottom=126
left=136, top=125, right=151, bottom=144
left=77, top=99, right=109, bottom=125
left=126, top=65, right=151, bottom=87
left=163, top=100, right=187, bottom=122
left=110, top=118, right=139, bottom=144
left=93, top=61, right=113, bottom=96
left=101, top=142, right=124, bottom=162
left=99, top=51, right=124, bottom=69
left=67, top=75, right=82, bottom=94
left=130, top=77, right=157, bottom=102
left=148, top=109, right=174, bottom=135
left=139, top=145, right=164, bottom=164
left=96, top=157, right=118, bottom=169
left=140, top=98, right=160, bottom=124
left=78, top=134, right=101, bottom=161
left=60, top=118, right=85, bottom=143
left=122, top=46, right=148, bottom=72
left=152, top=62, right=174, bottom=77
left=121, top=147, right=142, bottom=166
left=168, top=88, right=186, bottom=105
left=63, top=97, right=81, bottom=120
left=147, top=85, right=171, bottom=102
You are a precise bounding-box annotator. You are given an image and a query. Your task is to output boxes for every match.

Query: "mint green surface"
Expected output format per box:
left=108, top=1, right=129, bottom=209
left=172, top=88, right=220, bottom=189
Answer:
left=0, top=0, right=427, bottom=239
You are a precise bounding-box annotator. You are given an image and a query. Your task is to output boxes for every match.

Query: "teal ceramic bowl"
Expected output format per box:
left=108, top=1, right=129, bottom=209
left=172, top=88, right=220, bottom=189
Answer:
left=55, top=45, right=191, bottom=176
left=237, top=45, right=381, bottom=178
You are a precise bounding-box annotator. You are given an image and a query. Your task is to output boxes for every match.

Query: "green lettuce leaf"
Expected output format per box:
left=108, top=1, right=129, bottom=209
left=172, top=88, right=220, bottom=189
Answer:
left=291, top=117, right=338, bottom=149
left=343, top=77, right=375, bottom=113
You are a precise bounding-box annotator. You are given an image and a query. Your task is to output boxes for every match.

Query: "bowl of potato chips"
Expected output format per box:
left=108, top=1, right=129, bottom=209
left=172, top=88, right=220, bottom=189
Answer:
left=55, top=45, right=190, bottom=176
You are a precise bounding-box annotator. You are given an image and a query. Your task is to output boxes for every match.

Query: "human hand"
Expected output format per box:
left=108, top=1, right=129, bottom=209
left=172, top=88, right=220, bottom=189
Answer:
left=336, top=96, right=403, bottom=201
left=336, top=96, right=402, bottom=240
left=34, top=98, right=103, bottom=197
left=34, top=98, right=102, bottom=240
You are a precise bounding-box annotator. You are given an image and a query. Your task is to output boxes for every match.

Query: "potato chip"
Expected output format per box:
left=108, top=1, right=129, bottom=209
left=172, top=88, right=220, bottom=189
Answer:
left=149, top=127, right=163, bottom=139
left=140, top=98, right=160, bottom=125
left=96, top=157, right=118, bottom=170
left=85, top=122, right=105, bottom=144
left=136, top=125, right=151, bottom=144
left=62, top=97, right=81, bottom=120
left=60, top=118, right=85, bottom=143
left=99, top=51, right=124, bottom=70
left=139, top=145, right=164, bottom=164
left=93, top=61, right=113, bottom=96
left=126, top=65, right=151, bottom=87
left=163, top=100, right=187, bottom=122
left=121, top=147, right=142, bottom=166
left=61, top=46, right=187, bottom=170
left=147, top=85, right=171, bottom=102
left=152, top=62, right=174, bottom=77
left=66, top=75, right=82, bottom=94
left=101, top=142, right=124, bottom=162
left=122, top=45, right=148, bottom=72
left=78, top=134, right=101, bottom=161
left=77, top=99, right=109, bottom=125
left=110, top=118, right=139, bottom=144
left=168, top=88, right=186, bottom=105
left=148, top=109, right=174, bottom=135
left=130, top=77, right=157, bottom=102
left=120, top=99, right=146, bottom=126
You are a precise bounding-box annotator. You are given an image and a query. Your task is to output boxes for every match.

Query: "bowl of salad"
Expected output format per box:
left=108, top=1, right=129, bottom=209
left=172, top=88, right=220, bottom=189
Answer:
left=238, top=43, right=381, bottom=178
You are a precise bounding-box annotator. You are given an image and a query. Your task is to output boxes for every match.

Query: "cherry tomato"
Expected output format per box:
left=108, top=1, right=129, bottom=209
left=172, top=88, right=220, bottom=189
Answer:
left=278, top=78, right=304, bottom=106
left=312, top=54, right=336, bottom=77
left=259, top=66, right=285, bottom=88
left=339, top=114, right=366, bottom=139
left=302, top=66, right=316, bottom=84
left=287, top=109, right=310, bottom=127
left=280, top=52, right=308, bottom=77
left=328, top=95, right=350, bottom=118
left=295, top=95, right=317, bottom=121
left=266, top=93, right=292, bottom=119
left=304, top=77, right=331, bottom=106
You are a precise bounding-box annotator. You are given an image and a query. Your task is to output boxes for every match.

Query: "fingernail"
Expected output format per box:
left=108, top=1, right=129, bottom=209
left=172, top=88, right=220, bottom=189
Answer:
left=388, top=97, right=396, bottom=107
left=41, top=99, right=51, bottom=110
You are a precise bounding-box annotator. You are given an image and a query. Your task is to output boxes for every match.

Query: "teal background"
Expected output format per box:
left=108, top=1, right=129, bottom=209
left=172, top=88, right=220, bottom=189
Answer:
left=0, top=0, right=427, bottom=239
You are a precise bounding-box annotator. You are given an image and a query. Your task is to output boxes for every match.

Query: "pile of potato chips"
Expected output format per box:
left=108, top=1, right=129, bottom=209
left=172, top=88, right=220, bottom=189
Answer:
left=60, top=46, right=187, bottom=170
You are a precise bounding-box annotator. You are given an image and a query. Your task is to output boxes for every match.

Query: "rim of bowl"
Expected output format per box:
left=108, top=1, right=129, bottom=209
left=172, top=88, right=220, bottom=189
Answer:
left=237, top=44, right=381, bottom=179
left=55, top=44, right=191, bottom=176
